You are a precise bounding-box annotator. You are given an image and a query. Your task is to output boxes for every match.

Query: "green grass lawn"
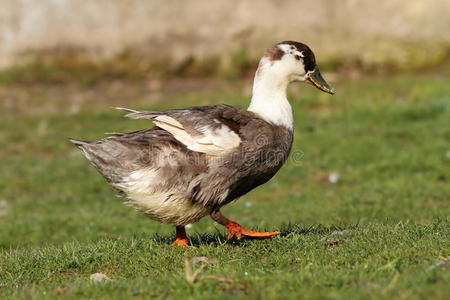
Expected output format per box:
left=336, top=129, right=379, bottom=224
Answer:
left=0, top=71, right=449, bottom=299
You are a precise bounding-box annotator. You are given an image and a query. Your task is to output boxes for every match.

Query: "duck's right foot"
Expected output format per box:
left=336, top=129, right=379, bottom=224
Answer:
left=225, top=221, right=280, bottom=239
left=210, top=210, right=280, bottom=240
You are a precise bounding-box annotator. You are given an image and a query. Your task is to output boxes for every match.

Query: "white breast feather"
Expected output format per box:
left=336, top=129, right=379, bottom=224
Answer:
left=115, top=168, right=209, bottom=225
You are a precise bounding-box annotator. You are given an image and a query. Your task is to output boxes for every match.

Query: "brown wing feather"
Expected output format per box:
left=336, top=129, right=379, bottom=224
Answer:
left=72, top=128, right=206, bottom=185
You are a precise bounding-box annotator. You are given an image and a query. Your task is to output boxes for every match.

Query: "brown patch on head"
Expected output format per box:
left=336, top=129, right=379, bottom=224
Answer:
left=277, top=41, right=316, bottom=72
left=264, top=45, right=284, bottom=61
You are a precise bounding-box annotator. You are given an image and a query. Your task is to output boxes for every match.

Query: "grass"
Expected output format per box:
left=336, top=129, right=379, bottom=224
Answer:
left=0, top=70, right=449, bottom=299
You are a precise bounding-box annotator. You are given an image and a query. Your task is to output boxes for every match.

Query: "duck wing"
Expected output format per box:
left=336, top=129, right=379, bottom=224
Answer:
left=115, top=105, right=243, bottom=156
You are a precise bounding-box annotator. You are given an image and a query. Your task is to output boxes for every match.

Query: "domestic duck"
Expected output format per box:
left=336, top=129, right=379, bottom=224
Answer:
left=70, top=41, right=335, bottom=247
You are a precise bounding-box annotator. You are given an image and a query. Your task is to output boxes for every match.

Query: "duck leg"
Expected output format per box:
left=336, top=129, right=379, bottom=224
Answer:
left=171, top=226, right=190, bottom=247
left=210, top=211, right=280, bottom=239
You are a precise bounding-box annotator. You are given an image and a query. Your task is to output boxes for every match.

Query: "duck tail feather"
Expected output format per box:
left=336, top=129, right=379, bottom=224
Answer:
left=68, top=138, right=91, bottom=148
left=113, top=106, right=161, bottom=120
left=112, top=107, right=139, bottom=113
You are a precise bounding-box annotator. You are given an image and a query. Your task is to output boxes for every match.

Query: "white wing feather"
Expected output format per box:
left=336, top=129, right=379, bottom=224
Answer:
left=153, top=115, right=240, bottom=155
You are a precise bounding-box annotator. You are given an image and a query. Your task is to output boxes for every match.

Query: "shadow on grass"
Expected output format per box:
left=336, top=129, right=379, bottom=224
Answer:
left=149, top=222, right=359, bottom=247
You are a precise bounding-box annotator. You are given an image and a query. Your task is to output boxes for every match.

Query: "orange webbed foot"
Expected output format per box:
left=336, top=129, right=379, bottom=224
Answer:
left=171, top=226, right=190, bottom=247
left=171, top=238, right=190, bottom=248
left=226, top=221, right=280, bottom=240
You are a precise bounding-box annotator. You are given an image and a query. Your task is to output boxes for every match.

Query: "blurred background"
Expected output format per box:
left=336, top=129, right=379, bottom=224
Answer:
left=1, top=0, right=449, bottom=81
left=0, top=0, right=449, bottom=247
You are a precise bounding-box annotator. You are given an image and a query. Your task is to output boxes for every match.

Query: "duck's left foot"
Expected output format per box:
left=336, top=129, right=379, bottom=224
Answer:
left=210, top=210, right=279, bottom=240
left=171, top=226, right=190, bottom=247
left=171, top=238, right=190, bottom=247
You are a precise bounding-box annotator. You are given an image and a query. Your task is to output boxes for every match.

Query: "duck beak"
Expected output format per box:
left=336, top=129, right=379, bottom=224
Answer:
left=305, top=67, right=336, bottom=95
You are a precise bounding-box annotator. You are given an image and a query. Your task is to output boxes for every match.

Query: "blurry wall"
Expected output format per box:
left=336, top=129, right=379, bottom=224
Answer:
left=0, top=0, right=449, bottom=74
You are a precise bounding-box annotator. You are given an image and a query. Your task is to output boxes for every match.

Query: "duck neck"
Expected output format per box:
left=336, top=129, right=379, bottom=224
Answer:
left=248, top=64, right=293, bottom=130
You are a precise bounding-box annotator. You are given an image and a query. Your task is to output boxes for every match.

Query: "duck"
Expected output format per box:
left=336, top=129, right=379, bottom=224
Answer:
left=70, top=41, right=335, bottom=247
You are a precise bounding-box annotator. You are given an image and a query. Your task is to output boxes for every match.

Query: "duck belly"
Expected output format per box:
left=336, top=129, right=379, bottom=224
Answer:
left=114, top=168, right=210, bottom=226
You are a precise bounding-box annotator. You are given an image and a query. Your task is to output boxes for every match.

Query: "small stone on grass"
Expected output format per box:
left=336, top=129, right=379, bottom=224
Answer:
left=192, top=256, right=219, bottom=265
left=90, top=273, right=112, bottom=282
left=328, top=172, right=340, bottom=183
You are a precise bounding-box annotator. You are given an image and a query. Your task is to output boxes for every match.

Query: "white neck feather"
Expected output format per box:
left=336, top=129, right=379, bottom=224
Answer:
left=247, top=59, right=293, bottom=130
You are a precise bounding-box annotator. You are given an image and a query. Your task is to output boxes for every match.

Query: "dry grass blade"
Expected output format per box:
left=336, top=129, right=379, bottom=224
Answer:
left=383, top=272, right=400, bottom=294
left=184, top=252, right=220, bottom=284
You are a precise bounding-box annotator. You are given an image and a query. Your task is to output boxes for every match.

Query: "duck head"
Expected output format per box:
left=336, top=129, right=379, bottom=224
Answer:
left=249, top=41, right=335, bottom=129
left=259, top=41, right=335, bottom=95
